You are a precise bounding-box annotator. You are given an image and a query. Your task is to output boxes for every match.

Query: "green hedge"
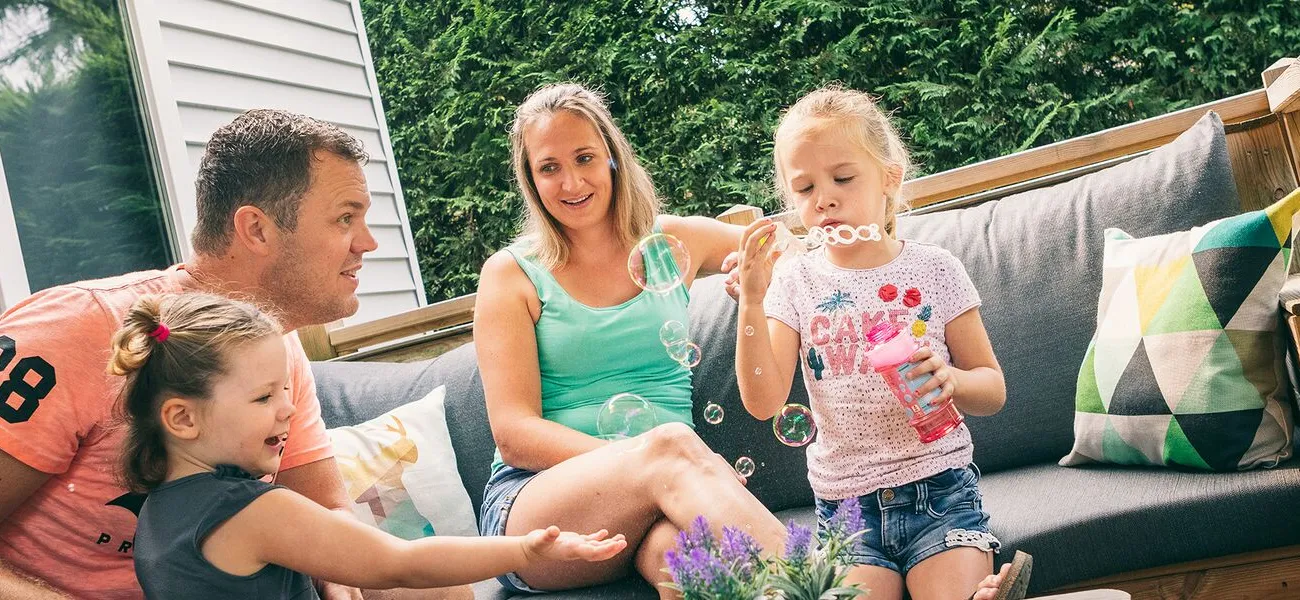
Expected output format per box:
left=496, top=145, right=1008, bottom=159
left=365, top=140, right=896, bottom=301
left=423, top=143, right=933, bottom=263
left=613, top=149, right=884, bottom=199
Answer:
left=359, top=0, right=1300, bottom=303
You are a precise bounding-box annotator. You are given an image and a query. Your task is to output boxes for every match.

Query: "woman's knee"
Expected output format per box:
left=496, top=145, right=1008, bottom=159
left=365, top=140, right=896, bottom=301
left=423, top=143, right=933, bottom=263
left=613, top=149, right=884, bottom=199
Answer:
left=645, top=422, right=710, bottom=461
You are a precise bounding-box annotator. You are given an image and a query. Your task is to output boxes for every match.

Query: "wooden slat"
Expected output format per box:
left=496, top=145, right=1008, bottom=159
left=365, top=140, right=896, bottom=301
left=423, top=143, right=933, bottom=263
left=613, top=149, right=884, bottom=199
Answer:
left=716, top=204, right=764, bottom=226
left=298, top=320, right=341, bottom=361
left=1263, top=57, right=1297, bottom=88
left=1280, top=112, right=1300, bottom=185
left=1057, top=545, right=1300, bottom=590
left=328, top=294, right=475, bottom=355
left=1266, top=61, right=1300, bottom=114
left=903, top=90, right=1271, bottom=208
left=1223, top=115, right=1300, bottom=212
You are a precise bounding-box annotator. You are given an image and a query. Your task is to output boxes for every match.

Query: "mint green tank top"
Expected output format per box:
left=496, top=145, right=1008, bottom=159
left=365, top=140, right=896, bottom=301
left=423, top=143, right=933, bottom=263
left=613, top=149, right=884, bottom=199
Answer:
left=491, top=229, right=695, bottom=471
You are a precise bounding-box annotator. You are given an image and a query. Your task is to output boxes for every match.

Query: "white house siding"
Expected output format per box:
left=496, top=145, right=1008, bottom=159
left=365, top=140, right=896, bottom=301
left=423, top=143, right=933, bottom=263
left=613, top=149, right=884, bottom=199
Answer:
left=130, top=0, right=426, bottom=325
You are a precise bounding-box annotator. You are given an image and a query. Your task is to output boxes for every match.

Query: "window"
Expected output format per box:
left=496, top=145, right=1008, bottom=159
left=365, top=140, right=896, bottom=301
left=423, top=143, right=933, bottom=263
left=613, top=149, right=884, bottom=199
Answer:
left=0, top=0, right=170, bottom=296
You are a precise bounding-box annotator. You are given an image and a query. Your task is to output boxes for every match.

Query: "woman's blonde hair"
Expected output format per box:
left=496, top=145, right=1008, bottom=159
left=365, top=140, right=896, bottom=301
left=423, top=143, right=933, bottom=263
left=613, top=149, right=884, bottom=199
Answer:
left=774, top=86, right=913, bottom=235
left=509, top=83, right=660, bottom=268
left=108, top=293, right=282, bottom=492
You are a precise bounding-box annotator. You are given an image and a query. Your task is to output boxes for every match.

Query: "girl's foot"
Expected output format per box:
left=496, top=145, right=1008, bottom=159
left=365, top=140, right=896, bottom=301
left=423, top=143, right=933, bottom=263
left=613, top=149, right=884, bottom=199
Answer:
left=970, top=551, right=1033, bottom=600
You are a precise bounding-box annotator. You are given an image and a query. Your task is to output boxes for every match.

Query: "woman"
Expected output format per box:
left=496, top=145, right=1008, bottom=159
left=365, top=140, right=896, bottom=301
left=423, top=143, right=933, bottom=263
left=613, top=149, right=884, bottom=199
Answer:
left=474, top=83, right=785, bottom=597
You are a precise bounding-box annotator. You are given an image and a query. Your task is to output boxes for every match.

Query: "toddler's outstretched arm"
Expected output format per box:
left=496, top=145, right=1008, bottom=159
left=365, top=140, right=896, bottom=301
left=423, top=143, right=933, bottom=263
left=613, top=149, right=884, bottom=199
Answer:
left=208, top=488, right=627, bottom=590
left=734, top=218, right=802, bottom=420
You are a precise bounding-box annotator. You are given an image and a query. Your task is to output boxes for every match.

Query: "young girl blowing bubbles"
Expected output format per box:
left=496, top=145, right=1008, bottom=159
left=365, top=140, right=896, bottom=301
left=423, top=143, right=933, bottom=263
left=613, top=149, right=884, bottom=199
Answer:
left=733, top=87, right=1031, bottom=600
left=109, top=293, right=625, bottom=599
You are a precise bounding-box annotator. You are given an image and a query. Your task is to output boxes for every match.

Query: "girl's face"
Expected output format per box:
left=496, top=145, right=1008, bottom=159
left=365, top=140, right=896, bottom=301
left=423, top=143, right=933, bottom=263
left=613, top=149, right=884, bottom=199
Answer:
left=194, top=335, right=294, bottom=478
left=778, top=122, right=895, bottom=234
left=524, top=110, right=615, bottom=235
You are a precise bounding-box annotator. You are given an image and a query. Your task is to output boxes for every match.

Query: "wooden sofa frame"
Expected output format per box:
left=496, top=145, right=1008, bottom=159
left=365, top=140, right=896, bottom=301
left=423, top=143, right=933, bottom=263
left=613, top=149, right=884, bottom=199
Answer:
left=301, top=58, right=1300, bottom=600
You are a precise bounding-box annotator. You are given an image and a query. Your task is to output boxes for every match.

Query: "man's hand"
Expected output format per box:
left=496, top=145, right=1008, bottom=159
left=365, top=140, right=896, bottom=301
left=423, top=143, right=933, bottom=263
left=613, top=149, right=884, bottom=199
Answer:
left=316, top=578, right=364, bottom=600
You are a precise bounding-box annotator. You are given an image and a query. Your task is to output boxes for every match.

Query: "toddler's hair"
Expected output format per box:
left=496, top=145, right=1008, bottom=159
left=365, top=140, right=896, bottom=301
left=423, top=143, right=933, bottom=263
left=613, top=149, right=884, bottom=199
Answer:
left=774, top=86, right=912, bottom=235
left=108, top=293, right=281, bottom=492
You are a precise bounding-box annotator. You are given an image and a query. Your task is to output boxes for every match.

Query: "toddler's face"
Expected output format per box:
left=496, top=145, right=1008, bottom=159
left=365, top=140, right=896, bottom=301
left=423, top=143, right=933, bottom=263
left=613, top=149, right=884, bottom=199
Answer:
left=779, top=124, right=893, bottom=233
left=192, top=336, right=295, bottom=478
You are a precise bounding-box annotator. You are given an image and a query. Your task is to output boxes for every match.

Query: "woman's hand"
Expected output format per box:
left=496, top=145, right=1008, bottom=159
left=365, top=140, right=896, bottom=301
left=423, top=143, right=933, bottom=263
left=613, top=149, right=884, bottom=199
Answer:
left=721, top=251, right=741, bottom=299
left=737, top=219, right=782, bottom=305
left=906, top=346, right=958, bottom=406
left=520, top=527, right=628, bottom=563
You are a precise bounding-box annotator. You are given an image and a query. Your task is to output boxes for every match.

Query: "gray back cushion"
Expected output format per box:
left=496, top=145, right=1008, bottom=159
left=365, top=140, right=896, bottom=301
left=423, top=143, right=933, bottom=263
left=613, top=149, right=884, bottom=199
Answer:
left=896, top=111, right=1242, bottom=473
left=687, top=274, right=816, bottom=513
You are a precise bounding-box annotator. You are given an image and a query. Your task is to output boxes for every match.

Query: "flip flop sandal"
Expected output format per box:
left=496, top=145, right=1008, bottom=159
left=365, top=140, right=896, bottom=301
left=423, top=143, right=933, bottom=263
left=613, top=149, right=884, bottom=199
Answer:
left=966, top=550, right=1033, bottom=600
left=994, top=550, right=1033, bottom=600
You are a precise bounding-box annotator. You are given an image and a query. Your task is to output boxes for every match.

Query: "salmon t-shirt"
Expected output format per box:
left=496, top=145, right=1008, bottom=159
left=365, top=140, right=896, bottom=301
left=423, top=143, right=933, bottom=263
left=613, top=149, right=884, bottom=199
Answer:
left=0, top=266, right=334, bottom=599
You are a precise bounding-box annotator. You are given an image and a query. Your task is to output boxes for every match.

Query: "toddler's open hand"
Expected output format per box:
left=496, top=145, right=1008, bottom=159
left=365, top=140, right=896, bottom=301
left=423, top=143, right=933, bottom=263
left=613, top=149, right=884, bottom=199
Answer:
left=907, top=346, right=957, bottom=404
left=522, top=526, right=627, bottom=563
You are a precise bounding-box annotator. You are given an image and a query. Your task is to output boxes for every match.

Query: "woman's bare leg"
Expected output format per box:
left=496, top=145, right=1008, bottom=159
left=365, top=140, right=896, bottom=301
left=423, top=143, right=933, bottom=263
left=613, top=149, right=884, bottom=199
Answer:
left=636, top=518, right=680, bottom=600
left=502, top=423, right=786, bottom=590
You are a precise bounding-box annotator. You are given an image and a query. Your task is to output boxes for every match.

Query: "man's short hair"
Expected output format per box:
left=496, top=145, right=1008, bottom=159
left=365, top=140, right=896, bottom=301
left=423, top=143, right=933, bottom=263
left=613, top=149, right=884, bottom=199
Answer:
left=191, top=109, right=368, bottom=255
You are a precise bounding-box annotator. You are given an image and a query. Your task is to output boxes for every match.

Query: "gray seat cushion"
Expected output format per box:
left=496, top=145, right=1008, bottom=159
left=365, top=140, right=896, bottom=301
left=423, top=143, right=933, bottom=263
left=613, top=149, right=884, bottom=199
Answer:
left=473, top=452, right=1300, bottom=598
left=897, top=111, right=1243, bottom=473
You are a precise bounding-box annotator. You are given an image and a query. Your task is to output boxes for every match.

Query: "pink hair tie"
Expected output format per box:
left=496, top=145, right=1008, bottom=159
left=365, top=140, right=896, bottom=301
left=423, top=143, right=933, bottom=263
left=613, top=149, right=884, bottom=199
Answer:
left=149, top=324, right=170, bottom=343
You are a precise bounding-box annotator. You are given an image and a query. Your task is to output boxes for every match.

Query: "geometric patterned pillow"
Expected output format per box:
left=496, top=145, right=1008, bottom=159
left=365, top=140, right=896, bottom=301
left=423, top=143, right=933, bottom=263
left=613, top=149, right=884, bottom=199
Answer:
left=328, top=385, right=479, bottom=538
left=1061, top=189, right=1300, bottom=471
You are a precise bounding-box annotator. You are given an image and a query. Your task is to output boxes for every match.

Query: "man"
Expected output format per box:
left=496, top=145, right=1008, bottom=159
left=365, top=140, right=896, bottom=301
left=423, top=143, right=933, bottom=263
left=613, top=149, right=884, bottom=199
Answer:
left=0, top=110, right=470, bottom=599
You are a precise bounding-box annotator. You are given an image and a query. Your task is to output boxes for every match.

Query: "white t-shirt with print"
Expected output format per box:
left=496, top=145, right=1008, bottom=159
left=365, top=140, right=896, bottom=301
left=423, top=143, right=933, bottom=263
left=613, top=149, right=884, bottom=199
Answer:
left=764, top=240, right=981, bottom=500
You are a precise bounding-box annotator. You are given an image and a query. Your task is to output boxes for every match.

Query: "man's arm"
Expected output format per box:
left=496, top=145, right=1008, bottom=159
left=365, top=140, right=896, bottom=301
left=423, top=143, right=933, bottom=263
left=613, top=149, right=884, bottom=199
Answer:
left=273, top=456, right=350, bottom=511
left=0, top=450, right=68, bottom=599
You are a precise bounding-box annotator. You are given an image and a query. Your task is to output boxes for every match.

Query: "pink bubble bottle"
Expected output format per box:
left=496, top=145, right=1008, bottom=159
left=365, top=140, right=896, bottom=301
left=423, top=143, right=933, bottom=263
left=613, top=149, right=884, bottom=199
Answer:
left=863, top=322, right=963, bottom=443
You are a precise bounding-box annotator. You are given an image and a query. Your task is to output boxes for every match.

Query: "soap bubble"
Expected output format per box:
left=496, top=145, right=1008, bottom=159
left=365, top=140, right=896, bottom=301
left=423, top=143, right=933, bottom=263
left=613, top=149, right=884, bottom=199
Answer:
left=674, top=342, right=701, bottom=368
left=773, top=403, right=816, bottom=447
left=744, top=325, right=755, bottom=337
left=734, top=456, right=756, bottom=478
left=660, top=320, right=688, bottom=347
left=596, top=393, right=658, bottom=439
left=628, top=233, right=691, bottom=294
left=703, top=402, right=725, bottom=425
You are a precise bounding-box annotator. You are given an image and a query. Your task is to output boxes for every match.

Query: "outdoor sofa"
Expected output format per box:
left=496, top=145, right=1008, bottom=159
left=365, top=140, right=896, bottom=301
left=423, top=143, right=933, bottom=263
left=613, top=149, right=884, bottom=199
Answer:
left=304, top=59, right=1300, bottom=599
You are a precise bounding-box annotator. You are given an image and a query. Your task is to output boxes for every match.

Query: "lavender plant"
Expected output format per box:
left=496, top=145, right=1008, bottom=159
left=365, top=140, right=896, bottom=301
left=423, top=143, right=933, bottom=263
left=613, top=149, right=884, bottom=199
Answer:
left=768, top=501, right=870, bottom=600
left=663, top=516, right=768, bottom=600
left=663, top=503, right=869, bottom=600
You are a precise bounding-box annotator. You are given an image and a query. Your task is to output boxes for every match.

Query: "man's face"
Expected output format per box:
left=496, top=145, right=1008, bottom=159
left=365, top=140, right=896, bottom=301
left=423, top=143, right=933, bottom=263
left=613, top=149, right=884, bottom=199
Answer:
left=263, top=151, right=376, bottom=328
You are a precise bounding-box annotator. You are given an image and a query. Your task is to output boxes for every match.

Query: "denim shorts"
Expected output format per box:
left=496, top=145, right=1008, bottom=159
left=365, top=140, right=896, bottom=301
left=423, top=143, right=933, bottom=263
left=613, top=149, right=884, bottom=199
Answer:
left=479, top=464, right=545, bottom=593
left=815, top=464, right=1001, bottom=573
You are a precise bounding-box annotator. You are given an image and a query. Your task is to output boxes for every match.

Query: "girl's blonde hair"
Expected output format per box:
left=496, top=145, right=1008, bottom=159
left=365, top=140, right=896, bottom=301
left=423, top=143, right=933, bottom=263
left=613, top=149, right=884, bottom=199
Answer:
left=774, top=86, right=912, bottom=235
left=108, top=293, right=282, bottom=492
left=509, top=83, right=660, bottom=268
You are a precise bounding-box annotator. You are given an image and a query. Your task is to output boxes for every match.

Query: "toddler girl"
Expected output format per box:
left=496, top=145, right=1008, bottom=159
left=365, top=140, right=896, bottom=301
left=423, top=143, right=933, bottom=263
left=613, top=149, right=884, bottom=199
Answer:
left=735, top=87, right=1030, bottom=600
left=111, top=292, right=625, bottom=599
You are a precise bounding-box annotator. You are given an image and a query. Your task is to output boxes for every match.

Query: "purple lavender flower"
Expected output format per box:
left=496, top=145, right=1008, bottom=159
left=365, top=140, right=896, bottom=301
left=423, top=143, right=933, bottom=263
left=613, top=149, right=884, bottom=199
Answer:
left=784, top=521, right=813, bottom=564
left=829, top=498, right=865, bottom=539
left=720, top=526, right=762, bottom=577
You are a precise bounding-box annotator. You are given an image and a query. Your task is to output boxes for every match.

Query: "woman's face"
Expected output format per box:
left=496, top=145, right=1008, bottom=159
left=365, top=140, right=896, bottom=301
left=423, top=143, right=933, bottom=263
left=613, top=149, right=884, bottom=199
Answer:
left=524, top=111, right=615, bottom=234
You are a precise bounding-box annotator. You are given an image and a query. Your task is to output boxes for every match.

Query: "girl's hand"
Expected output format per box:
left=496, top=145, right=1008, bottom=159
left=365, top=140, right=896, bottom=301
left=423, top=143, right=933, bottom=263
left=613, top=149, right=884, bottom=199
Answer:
left=907, top=346, right=957, bottom=405
left=521, top=526, right=628, bottom=563
left=737, top=219, right=782, bottom=304
left=971, top=563, right=1011, bottom=600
